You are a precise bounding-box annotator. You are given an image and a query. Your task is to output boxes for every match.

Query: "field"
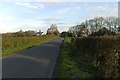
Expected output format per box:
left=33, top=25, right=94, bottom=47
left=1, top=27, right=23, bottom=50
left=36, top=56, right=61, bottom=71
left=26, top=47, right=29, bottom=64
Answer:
left=57, top=37, right=120, bottom=78
left=2, top=35, right=57, bottom=56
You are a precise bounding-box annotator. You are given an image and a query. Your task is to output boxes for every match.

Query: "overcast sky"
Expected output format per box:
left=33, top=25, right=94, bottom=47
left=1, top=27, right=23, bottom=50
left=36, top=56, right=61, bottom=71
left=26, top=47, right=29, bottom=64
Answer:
left=0, top=1, right=118, bottom=33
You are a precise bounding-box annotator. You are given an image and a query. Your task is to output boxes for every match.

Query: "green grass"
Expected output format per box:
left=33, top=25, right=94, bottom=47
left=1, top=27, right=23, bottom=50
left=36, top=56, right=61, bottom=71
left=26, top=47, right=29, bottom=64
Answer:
left=2, top=35, right=57, bottom=56
left=57, top=37, right=97, bottom=78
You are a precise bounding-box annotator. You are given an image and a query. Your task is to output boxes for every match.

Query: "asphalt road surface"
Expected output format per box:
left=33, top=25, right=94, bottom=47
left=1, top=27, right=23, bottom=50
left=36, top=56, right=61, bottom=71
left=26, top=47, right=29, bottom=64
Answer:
left=2, top=38, right=64, bottom=78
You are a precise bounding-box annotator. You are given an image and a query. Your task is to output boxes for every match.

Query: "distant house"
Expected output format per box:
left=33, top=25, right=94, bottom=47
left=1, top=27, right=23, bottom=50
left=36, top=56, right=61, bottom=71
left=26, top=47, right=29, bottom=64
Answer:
left=35, top=30, right=43, bottom=36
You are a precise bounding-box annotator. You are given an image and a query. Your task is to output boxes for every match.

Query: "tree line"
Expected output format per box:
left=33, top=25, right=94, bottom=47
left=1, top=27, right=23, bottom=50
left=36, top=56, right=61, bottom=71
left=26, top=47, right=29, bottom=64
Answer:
left=61, top=17, right=120, bottom=37
left=2, top=24, right=60, bottom=37
left=2, top=30, right=38, bottom=37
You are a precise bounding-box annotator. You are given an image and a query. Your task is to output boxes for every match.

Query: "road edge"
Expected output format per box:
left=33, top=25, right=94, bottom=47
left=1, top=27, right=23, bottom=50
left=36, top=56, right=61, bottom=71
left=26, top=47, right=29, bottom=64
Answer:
left=51, top=37, right=64, bottom=79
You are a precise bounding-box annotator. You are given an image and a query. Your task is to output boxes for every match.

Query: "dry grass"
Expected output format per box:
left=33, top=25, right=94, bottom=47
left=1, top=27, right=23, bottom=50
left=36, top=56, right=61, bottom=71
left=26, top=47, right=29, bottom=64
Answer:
left=2, top=35, right=57, bottom=56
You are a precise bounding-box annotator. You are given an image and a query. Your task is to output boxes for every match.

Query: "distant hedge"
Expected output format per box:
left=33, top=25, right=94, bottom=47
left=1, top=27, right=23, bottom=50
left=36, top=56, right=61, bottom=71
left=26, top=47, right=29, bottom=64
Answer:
left=71, top=37, right=120, bottom=78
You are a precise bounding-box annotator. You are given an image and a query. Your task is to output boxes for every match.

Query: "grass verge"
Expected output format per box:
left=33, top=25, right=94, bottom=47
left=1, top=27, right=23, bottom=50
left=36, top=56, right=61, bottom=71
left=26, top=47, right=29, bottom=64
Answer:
left=2, top=35, right=57, bottom=56
left=57, top=37, right=97, bottom=78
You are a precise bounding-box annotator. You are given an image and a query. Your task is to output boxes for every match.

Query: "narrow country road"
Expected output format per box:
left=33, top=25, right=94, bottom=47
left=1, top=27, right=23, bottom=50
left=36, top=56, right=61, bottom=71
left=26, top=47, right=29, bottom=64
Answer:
left=2, top=38, right=64, bottom=78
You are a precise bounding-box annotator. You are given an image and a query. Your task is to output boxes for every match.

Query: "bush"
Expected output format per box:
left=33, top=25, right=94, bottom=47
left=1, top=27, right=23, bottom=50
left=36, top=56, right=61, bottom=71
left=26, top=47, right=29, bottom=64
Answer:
left=60, top=32, right=75, bottom=37
left=71, top=37, right=120, bottom=78
left=89, top=27, right=116, bottom=37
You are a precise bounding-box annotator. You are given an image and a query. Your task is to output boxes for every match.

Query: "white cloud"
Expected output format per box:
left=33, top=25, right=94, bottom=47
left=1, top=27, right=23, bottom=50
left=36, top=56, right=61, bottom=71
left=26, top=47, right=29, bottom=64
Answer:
left=57, top=6, right=81, bottom=14
left=35, top=16, right=64, bottom=21
left=16, top=2, right=45, bottom=9
left=37, top=0, right=63, bottom=2
left=0, top=21, right=18, bottom=33
left=35, top=16, right=65, bottom=26
left=0, top=13, right=16, bottom=22
left=0, top=18, right=45, bottom=33
left=35, top=0, right=120, bottom=2
left=88, top=4, right=117, bottom=13
left=79, top=4, right=118, bottom=21
left=1, top=0, right=119, bottom=2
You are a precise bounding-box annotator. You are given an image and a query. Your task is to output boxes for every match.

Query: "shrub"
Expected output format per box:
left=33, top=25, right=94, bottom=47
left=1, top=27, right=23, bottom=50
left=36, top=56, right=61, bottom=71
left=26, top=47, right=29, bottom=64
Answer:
left=71, top=37, right=120, bottom=78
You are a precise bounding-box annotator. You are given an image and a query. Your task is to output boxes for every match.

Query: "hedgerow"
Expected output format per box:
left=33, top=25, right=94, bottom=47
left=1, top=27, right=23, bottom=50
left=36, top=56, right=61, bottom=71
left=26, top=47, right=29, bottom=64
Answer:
left=71, top=36, right=120, bottom=78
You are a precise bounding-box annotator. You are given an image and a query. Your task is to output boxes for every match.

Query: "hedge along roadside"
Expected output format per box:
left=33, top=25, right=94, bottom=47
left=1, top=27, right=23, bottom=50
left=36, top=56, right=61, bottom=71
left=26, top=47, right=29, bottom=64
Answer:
left=71, top=37, right=120, bottom=78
